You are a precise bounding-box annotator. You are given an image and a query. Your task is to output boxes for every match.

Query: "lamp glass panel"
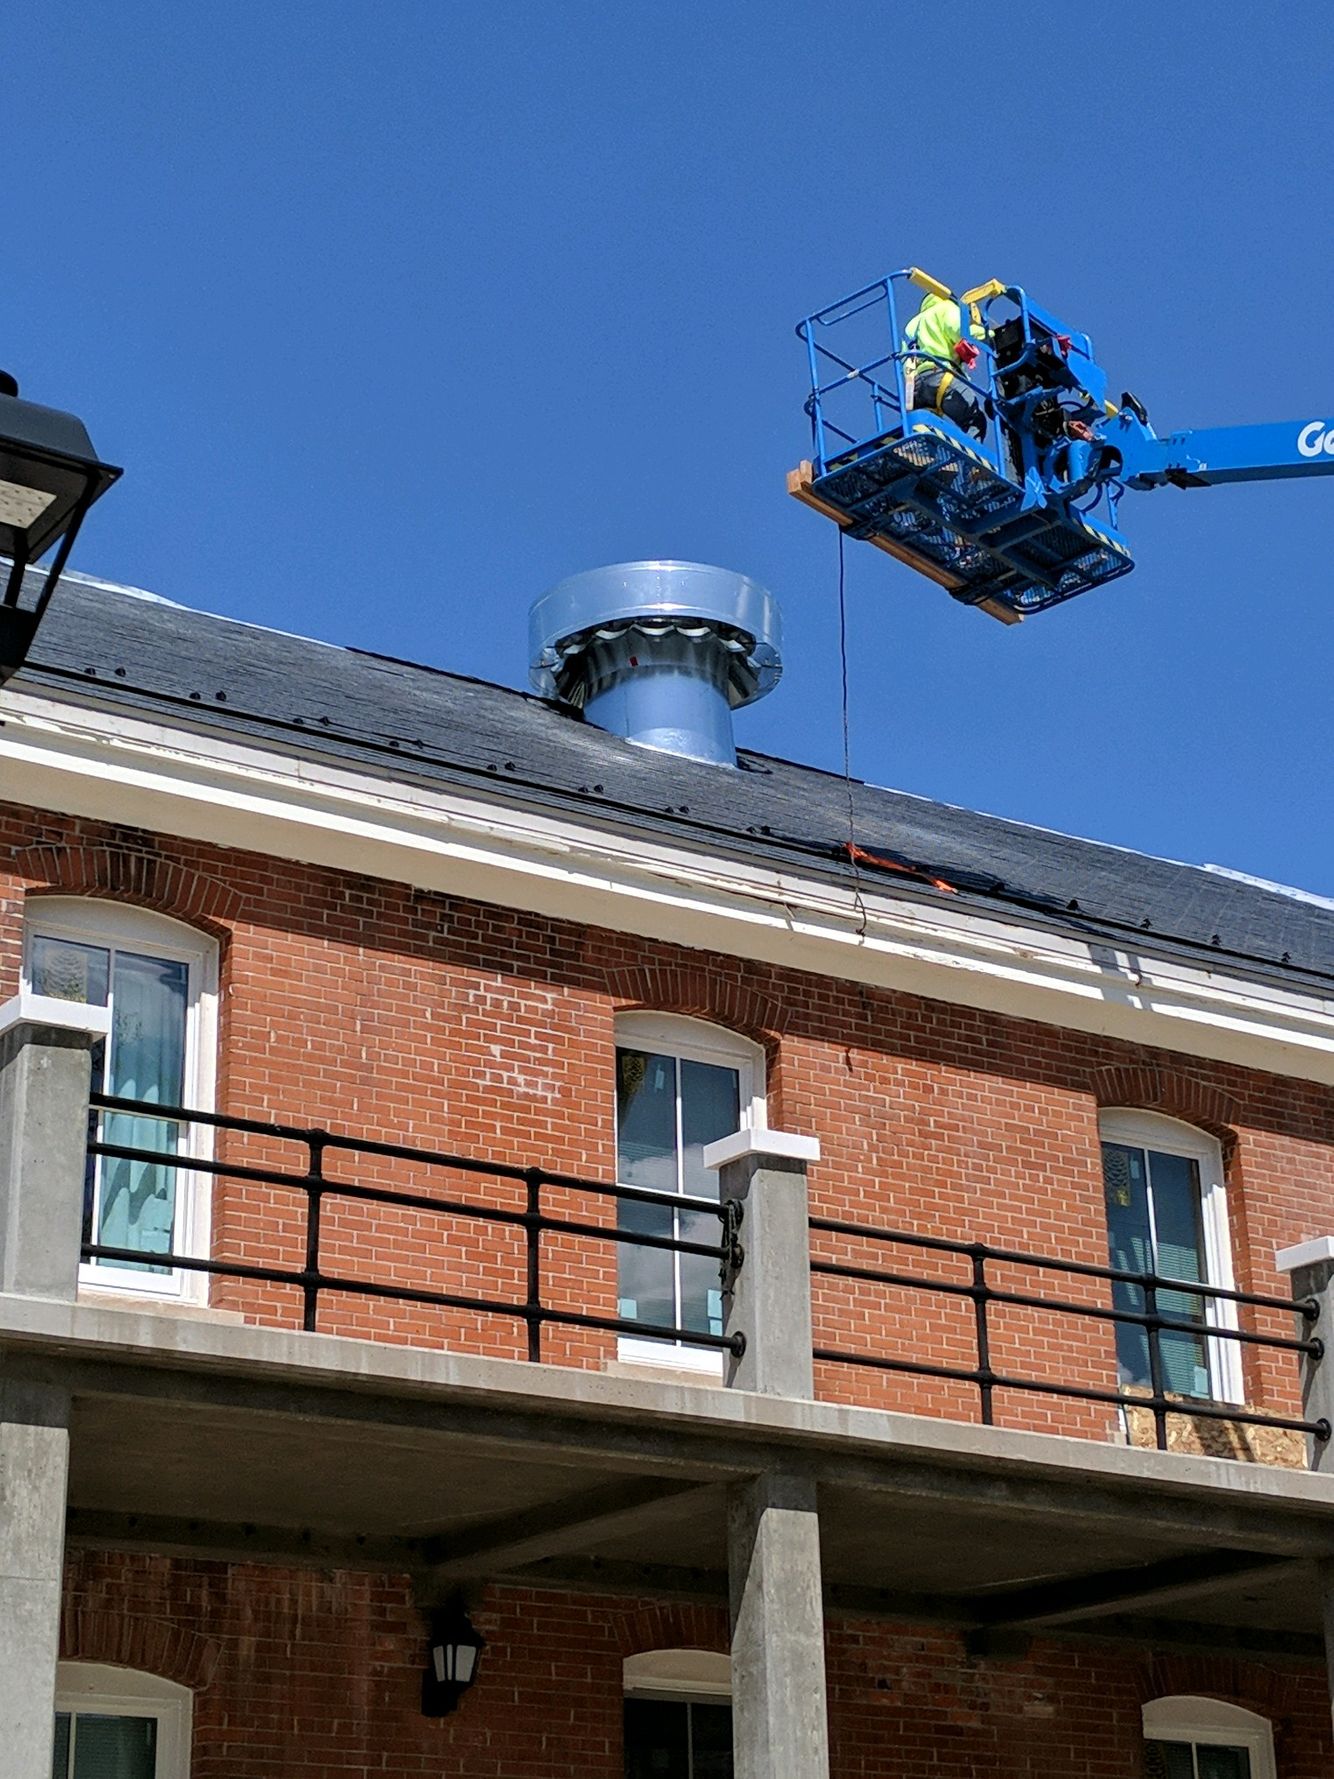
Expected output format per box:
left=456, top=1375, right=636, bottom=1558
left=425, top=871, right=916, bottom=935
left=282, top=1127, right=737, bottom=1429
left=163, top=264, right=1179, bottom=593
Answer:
left=0, top=478, right=57, bottom=530
left=0, top=451, right=93, bottom=558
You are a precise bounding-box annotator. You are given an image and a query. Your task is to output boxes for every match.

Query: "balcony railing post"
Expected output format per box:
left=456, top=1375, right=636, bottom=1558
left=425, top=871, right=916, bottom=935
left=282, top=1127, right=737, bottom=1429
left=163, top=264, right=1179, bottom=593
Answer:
left=301, top=1134, right=327, bottom=1334
left=524, top=1169, right=543, bottom=1364
left=967, top=1249, right=998, bottom=1425
left=704, top=1128, right=821, bottom=1398
left=1143, top=1279, right=1170, bottom=1451
left=0, top=992, right=107, bottom=1302
left=1276, top=1237, right=1334, bottom=1471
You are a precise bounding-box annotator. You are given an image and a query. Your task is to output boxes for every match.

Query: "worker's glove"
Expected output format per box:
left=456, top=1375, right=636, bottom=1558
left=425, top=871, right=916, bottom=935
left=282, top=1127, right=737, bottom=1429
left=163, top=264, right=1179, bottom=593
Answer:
left=953, top=340, right=980, bottom=370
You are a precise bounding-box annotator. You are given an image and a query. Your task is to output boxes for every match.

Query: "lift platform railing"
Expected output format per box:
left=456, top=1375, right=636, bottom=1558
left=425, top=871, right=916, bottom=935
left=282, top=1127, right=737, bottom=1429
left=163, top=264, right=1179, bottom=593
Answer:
left=796, top=270, right=1008, bottom=482
left=83, top=1092, right=745, bottom=1364
left=809, top=1212, right=1328, bottom=1453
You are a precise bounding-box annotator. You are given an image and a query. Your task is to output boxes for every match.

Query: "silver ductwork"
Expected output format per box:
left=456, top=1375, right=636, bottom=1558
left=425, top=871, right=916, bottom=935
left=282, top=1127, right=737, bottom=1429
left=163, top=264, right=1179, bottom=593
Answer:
left=528, top=561, right=782, bottom=766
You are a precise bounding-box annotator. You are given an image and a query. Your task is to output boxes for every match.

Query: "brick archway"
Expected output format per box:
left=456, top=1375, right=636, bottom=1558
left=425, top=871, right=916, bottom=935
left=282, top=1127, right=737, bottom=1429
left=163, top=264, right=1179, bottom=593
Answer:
left=16, top=841, right=241, bottom=936
left=1137, top=1652, right=1303, bottom=1720
left=604, top=961, right=788, bottom=1045
left=1091, top=1063, right=1241, bottom=1146
left=613, top=1602, right=729, bottom=1658
left=60, top=1605, right=221, bottom=1690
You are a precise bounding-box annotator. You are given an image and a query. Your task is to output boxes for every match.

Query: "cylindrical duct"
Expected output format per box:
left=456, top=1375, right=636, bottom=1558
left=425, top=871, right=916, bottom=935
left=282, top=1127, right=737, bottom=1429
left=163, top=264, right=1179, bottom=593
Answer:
left=528, top=561, right=783, bottom=766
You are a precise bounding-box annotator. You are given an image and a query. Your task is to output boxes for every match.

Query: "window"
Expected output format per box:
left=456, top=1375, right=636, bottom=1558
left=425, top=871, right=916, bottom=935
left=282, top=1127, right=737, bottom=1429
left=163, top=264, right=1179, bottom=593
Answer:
left=1142, top=1696, right=1276, bottom=1779
left=614, top=1014, right=763, bottom=1368
left=624, top=1650, right=731, bottom=1779
left=23, top=901, right=218, bottom=1300
left=54, top=1663, right=192, bottom=1779
left=1100, top=1111, right=1240, bottom=1404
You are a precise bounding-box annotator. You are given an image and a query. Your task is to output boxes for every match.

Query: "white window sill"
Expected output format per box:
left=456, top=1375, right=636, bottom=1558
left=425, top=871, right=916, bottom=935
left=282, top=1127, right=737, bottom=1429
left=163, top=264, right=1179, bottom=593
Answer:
left=76, top=1287, right=248, bottom=1325
left=610, top=1339, right=725, bottom=1386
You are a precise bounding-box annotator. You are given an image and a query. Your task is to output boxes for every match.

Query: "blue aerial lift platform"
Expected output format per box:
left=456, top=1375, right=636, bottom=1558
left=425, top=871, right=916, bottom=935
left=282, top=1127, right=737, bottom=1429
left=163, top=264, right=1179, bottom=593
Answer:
left=790, top=268, right=1334, bottom=623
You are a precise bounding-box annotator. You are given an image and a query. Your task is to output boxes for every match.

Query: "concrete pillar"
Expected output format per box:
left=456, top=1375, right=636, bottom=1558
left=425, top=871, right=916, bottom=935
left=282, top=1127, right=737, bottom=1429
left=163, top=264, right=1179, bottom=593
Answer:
left=0, top=996, right=103, bottom=1775
left=704, top=1128, right=820, bottom=1397
left=0, top=993, right=106, bottom=1301
left=1275, top=1237, right=1334, bottom=1472
left=0, top=1376, right=72, bottom=1778
left=727, top=1470, right=830, bottom=1779
left=1320, top=1559, right=1334, bottom=1744
left=706, top=1132, right=830, bottom=1778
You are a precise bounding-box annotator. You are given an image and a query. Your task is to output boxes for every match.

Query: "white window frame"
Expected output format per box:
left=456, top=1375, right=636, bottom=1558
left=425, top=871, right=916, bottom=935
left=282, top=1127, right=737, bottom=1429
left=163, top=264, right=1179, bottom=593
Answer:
left=624, top=1648, right=732, bottom=1700
left=614, top=1012, right=765, bottom=1374
left=623, top=1649, right=732, bottom=1779
left=1142, top=1694, right=1276, bottom=1779
left=22, top=899, right=219, bottom=1305
left=54, top=1661, right=192, bottom=1779
left=1099, top=1109, right=1242, bottom=1406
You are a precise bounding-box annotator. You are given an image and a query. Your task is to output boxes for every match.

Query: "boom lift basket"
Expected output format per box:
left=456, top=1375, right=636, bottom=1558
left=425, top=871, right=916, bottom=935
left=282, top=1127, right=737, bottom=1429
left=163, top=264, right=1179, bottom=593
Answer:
left=790, top=270, right=1134, bottom=622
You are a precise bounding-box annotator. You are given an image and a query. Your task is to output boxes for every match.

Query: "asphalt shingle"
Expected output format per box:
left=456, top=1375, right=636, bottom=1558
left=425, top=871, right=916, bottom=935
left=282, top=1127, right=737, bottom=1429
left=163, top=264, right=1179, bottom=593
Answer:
left=11, top=573, right=1333, bottom=994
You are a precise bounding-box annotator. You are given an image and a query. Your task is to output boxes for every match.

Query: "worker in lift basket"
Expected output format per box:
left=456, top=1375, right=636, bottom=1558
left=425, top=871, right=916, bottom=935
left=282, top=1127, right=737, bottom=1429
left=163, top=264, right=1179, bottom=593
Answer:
left=903, top=291, right=988, bottom=441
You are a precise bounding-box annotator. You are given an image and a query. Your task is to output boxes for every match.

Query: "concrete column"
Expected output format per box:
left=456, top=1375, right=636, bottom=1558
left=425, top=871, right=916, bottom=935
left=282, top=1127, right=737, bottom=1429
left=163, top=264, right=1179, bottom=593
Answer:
left=704, top=1128, right=820, bottom=1397
left=1320, top=1559, right=1334, bottom=1744
left=0, top=1376, right=72, bottom=1778
left=1275, top=1237, right=1334, bottom=1472
left=727, top=1470, right=830, bottom=1779
left=0, top=996, right=102, bottom=1775
left=706, top=1132, right=830, bottom=1778
left=0, top=993, right=106, bottom=1301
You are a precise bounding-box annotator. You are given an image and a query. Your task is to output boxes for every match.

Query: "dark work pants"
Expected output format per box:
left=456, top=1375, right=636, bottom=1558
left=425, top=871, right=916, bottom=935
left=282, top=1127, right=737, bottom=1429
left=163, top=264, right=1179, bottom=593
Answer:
left=911, top=367, right=987, bottom=441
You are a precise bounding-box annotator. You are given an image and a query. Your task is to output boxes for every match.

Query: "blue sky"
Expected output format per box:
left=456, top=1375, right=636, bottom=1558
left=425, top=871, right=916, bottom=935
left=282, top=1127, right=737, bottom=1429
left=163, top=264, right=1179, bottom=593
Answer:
left=9, top=5, right=1334, bottom=892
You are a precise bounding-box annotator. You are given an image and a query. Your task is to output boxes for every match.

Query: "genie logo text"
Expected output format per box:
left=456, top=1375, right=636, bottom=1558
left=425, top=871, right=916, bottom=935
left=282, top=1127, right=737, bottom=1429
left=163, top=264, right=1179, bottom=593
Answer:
left=1297, top=420, right=1334, bottom=458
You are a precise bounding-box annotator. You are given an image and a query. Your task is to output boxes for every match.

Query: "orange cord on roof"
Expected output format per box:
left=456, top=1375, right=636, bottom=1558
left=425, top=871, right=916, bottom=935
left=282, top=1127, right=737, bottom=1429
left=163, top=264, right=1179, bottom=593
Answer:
left=840, top=841, right=958, bottom=895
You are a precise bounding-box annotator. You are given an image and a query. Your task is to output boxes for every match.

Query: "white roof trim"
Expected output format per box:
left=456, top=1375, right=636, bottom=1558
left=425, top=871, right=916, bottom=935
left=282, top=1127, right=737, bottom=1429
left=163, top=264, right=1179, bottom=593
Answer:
left=6, top=686, right=1334, bottom=1085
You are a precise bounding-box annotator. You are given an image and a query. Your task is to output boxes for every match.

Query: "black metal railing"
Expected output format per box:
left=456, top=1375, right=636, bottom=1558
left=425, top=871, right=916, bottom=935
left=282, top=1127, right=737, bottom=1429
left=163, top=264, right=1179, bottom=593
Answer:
left=809, top=1214, right=1328, bottom=1452
left=84, top=1093, right=745, bottom=1364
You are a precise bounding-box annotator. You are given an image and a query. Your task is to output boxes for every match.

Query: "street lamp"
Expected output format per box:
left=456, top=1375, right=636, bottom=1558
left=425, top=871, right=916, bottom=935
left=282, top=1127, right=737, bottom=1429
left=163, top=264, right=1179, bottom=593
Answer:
left=421, top=1599, right=486, bottom=1716
left=0, top=370, right=121, bottom=684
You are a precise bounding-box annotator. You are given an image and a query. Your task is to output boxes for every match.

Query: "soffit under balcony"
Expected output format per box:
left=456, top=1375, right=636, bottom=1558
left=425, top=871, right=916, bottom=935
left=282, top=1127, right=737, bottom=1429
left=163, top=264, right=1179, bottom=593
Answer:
left=8, top=1295, right=1333, bottom=1662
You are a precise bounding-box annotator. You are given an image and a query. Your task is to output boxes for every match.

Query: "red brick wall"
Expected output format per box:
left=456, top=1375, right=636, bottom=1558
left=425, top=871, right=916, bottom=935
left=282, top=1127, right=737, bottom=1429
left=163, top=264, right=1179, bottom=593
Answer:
left=6, top=805, right=1333, bottom=1441
left=59, top=1551, right=1334, bottom=1778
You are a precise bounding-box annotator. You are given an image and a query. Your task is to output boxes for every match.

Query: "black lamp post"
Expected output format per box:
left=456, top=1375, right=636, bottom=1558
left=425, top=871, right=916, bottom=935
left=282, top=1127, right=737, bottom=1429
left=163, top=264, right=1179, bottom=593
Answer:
left=0, top=370, right=121, bottom=685
left=421, top=1599, right=486, bottom=1716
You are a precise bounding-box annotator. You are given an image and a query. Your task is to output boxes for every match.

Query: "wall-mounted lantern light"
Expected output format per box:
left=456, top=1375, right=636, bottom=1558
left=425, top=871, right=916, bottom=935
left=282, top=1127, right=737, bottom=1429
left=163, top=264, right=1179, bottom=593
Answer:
left=421, top=1600, right=486, bottom=1716
left=0, top=370, right=121, bottom=685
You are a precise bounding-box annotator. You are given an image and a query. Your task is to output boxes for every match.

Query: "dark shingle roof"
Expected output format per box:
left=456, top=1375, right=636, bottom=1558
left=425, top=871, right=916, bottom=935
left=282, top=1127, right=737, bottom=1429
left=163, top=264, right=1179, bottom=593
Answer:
left=12, top=573, right=1334, bottom=994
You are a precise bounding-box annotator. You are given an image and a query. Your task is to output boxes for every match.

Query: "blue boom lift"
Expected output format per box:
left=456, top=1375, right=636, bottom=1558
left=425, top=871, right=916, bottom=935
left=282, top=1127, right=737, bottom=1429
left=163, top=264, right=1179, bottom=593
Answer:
left=790, top=268, right=1334, bottom=623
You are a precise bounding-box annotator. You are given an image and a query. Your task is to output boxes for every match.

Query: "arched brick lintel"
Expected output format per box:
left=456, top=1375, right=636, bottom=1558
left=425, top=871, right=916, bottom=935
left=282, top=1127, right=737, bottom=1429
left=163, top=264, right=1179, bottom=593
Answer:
left=16, top=843, right=241, bottom=937
left=612, top=1602, right=729, bottom=1659
left=604, top=962, right=789, bottom=1044
left=1091, top=1064, right=1242, bottom=1148
left=60, top=1605, right=221, bottom=1690
left=1137, top=1651, right=1305, bottom=1720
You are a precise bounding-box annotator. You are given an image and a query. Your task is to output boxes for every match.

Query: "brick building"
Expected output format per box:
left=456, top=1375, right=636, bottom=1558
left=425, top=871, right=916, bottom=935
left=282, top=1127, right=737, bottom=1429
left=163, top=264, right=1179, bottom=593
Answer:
left=3, top=564, right=1334, bottom=1778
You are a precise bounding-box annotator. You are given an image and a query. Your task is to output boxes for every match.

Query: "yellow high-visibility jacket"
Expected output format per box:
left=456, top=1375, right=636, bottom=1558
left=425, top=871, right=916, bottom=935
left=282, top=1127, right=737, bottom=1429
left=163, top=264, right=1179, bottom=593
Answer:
left=903, top=293, right=983, bottom=371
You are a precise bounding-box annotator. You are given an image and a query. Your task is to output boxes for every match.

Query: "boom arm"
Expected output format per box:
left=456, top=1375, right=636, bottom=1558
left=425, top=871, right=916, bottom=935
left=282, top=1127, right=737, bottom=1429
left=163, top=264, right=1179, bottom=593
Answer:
left=1112, top=413, right=1334, bottom=490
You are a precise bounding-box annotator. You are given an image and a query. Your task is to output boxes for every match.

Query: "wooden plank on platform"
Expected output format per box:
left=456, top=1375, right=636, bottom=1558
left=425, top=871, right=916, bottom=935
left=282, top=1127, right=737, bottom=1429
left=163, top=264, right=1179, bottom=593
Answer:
left=785, top=461, right=1023, bottom=626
